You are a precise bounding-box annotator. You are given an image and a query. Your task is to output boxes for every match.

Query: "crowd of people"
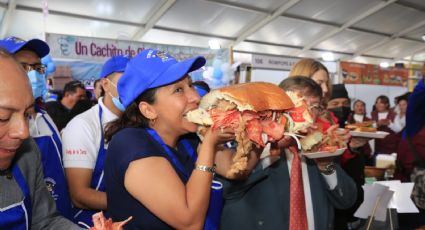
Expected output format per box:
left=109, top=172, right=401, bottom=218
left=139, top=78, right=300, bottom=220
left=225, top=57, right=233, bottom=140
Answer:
left=0, top=35, right=424, bottom=230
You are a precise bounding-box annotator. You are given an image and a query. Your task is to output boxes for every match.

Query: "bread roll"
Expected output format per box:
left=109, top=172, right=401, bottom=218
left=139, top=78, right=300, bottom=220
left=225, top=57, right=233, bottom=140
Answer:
left=199, top=82, right=294, bottom=112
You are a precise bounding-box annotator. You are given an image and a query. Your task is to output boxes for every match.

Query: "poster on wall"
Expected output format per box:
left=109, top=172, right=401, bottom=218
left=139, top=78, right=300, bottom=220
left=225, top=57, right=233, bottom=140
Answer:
left=45, top=33, right=232, bottom=89
left=251, top=54, right=299, bottom=71
left=379, top=67, right=409, bottom=86
left=340, top=61, right=408, bottom=86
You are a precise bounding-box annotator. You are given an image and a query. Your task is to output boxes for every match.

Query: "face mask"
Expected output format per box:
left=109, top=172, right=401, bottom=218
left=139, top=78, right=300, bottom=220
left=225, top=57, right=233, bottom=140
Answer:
left=107, top=79, right=126, bottom=112
left=329, top=106, right=351, bottom=127
left=27, top=70, right=47, bottom=99
left=108, top=92, right=125, bottom=112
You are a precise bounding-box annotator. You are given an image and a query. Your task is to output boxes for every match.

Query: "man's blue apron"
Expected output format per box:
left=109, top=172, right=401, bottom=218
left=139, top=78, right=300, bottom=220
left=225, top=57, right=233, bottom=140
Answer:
left=147, top=128, right=223, bottom=230
left=74, top=106, right=107, bottom=227
left=33, top=109, right=73, bottom=221
left=0, top=164, right=32, bottom=230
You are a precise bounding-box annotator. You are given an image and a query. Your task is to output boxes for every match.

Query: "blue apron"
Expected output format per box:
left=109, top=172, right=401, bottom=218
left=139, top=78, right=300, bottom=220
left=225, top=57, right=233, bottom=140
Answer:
left=74, top=106, right=107, bottom=227
left=33, top=110, right=73, bottom=221
left=0, top=164, right=32, bottom=230
left=146, top=128, right=223, bottom=230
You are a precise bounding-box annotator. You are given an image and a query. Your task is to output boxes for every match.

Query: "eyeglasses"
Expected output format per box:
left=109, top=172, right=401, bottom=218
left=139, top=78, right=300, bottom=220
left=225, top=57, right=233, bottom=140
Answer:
left=20, top=62, right=47, bottom=74
left=308, top=104, right=325, bottom=114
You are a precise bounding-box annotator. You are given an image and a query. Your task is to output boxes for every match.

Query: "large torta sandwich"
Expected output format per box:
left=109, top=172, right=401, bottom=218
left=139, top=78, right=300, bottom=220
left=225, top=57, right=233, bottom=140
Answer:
left=186, top=82, right=315, bottom=178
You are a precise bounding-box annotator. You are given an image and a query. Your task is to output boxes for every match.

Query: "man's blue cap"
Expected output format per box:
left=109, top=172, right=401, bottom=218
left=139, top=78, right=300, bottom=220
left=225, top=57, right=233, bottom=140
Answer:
left=118, top=49, right=206, bottom=108
left=100, top=55, right=130, bottom=78
left=0, top=36, right=50, bottom=58
left=194, top=85, right=209, bottom=97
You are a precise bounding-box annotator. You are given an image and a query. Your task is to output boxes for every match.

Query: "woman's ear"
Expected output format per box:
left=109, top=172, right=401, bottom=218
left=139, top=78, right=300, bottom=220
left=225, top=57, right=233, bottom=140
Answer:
left=101, top=78, right=109, bottom=93
left=138, top=102, right=157, bottom=120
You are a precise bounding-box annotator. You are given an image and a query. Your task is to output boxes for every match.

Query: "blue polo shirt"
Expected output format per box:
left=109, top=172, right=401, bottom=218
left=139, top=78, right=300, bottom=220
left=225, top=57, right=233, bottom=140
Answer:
left=104, top=128, right=199, bottom=229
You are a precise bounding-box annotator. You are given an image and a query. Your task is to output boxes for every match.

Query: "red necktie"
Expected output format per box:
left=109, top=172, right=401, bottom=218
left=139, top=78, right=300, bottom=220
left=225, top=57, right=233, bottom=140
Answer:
left=289, top=146, right=308, bottom=230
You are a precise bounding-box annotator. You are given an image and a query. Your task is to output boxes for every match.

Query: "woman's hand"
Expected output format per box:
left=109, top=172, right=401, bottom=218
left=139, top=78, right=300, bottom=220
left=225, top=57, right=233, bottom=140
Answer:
left=203, top=127, right=235, bottom=147
left=89, top=212, right=132, bottom=230
left=377, top=119, right=390, bottom=126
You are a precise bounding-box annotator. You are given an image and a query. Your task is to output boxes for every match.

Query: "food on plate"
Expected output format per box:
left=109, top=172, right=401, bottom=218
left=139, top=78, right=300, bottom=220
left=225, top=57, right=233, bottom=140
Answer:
left=301, top=127, right=347, bottom=154
left=186, top=82, right=300, bottom=178
left=345, top=121, right=377, bottom=132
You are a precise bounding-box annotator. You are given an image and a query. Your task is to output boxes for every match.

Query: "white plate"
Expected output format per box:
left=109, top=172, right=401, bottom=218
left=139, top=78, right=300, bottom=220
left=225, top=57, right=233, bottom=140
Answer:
left=350, top=131, right=390, bottom=139
left=302, top=148, right=346, bottom=159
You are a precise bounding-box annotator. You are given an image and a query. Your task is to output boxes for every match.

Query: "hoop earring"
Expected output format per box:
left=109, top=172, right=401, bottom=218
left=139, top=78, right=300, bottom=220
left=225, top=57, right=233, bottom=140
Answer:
left=150, top=118, right=157, bottom=126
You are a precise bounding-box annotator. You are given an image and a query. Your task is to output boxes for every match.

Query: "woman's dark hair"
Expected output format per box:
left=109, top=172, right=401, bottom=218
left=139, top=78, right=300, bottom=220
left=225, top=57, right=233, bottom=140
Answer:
left=104, top=87, right=158, bottom=142
left=373, top=95, right=390, bottom=111
left=353, top=99, right=366, bottom=115
left=395, top=92, right=410, bottom=104
left=353, top=99, right=365, bottom=109
left=278, top=75, right=323, bottom=99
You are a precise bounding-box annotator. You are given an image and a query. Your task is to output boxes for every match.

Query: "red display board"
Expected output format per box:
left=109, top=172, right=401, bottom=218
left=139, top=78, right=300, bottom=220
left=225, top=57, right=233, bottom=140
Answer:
left=341, top=61, right=408, bottom=86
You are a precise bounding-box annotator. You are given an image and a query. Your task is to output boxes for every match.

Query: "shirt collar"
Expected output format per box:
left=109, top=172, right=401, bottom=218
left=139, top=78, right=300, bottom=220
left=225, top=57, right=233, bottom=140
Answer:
left=98, top=97, right=118, bottom=123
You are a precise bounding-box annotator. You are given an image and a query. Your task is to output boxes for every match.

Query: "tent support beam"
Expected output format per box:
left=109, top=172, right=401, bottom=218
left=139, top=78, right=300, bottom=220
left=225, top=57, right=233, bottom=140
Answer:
left=232, top=0, right=301, bottom=47
left=131, top=0, right=176, bottom=41
left=0, top=0, right=17, bottom=38
left=294, top=0, right=398, bottom=56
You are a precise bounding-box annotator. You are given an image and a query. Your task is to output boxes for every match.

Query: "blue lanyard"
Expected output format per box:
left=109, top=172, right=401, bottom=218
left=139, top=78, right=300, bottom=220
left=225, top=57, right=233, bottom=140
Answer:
left=98, top=106, right=104, bottom=150
left=146, top=128, right=197, bottom=179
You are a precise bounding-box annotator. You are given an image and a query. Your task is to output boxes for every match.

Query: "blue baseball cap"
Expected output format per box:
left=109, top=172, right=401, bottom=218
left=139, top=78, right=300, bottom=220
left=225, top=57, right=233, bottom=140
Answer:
left=118, top=49, right=206, bottom=108
left=99, top=55, right=130, bottom=78
left=194, top=85, right=209, bottom=97
left=0, top=36, right=50, bottom=58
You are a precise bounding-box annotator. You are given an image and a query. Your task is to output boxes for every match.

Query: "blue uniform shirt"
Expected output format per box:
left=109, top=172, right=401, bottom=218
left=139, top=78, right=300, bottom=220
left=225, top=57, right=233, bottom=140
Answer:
left=105, top=128, right=199, bottom=229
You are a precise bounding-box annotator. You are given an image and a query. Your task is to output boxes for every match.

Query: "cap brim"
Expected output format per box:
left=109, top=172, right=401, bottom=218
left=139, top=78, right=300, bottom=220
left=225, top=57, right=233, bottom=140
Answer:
left=150, top=56, right=206, bottom=88
left=100, top=66, right=126, bottom=78
left=23, top=39, right=50, bottom=58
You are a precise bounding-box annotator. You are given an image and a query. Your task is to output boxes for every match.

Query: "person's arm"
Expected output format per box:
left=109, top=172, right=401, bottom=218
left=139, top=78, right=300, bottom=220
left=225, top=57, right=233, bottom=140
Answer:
left=323, top=165, right=357, bottom=210
left=62, top=115, right=107, bottom=210
left=65, top=168, right=107, bottom=210
left=124, top=128, right=233, bottom=230
left=388, top=115, right=402, bottom=133
left=28, top=140, right=81, bottom=230
left=214, top=145, right=262, bottom=179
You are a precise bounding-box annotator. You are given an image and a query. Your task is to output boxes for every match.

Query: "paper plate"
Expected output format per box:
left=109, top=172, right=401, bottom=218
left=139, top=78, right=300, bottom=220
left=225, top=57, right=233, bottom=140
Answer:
left=302, top=148, right=346, bottom=159
left=350, top=131, right=390, bottom=139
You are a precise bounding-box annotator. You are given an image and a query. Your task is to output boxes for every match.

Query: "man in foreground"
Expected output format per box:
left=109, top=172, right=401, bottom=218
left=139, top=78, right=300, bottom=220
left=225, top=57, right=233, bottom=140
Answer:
left=0, top=48, right=80, bottom=229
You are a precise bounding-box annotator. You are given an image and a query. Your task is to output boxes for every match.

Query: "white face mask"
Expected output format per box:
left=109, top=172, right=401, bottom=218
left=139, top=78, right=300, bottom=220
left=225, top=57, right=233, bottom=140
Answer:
left=106, top=78, right=125, bottom=112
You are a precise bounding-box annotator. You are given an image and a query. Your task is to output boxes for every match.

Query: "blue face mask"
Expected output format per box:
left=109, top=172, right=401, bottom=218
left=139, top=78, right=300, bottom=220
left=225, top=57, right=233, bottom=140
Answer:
left=110, top=93, right=126, bottom=112
left=107, top=79, right=126, bottom=112
left=27, top=70, right=47, bottom=99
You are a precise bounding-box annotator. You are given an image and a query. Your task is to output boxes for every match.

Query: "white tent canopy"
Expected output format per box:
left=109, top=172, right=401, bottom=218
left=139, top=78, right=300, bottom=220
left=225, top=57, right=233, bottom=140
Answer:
left=1, top=0, right=425, bottom=65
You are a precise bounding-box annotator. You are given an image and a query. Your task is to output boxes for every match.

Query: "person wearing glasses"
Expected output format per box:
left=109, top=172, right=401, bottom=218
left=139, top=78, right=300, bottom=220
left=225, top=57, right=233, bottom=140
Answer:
left=61, top=56, right=129, bottom=227
left=45, top=80, right=87, bottom=131
left=0, top=37, right=74, bottom=221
